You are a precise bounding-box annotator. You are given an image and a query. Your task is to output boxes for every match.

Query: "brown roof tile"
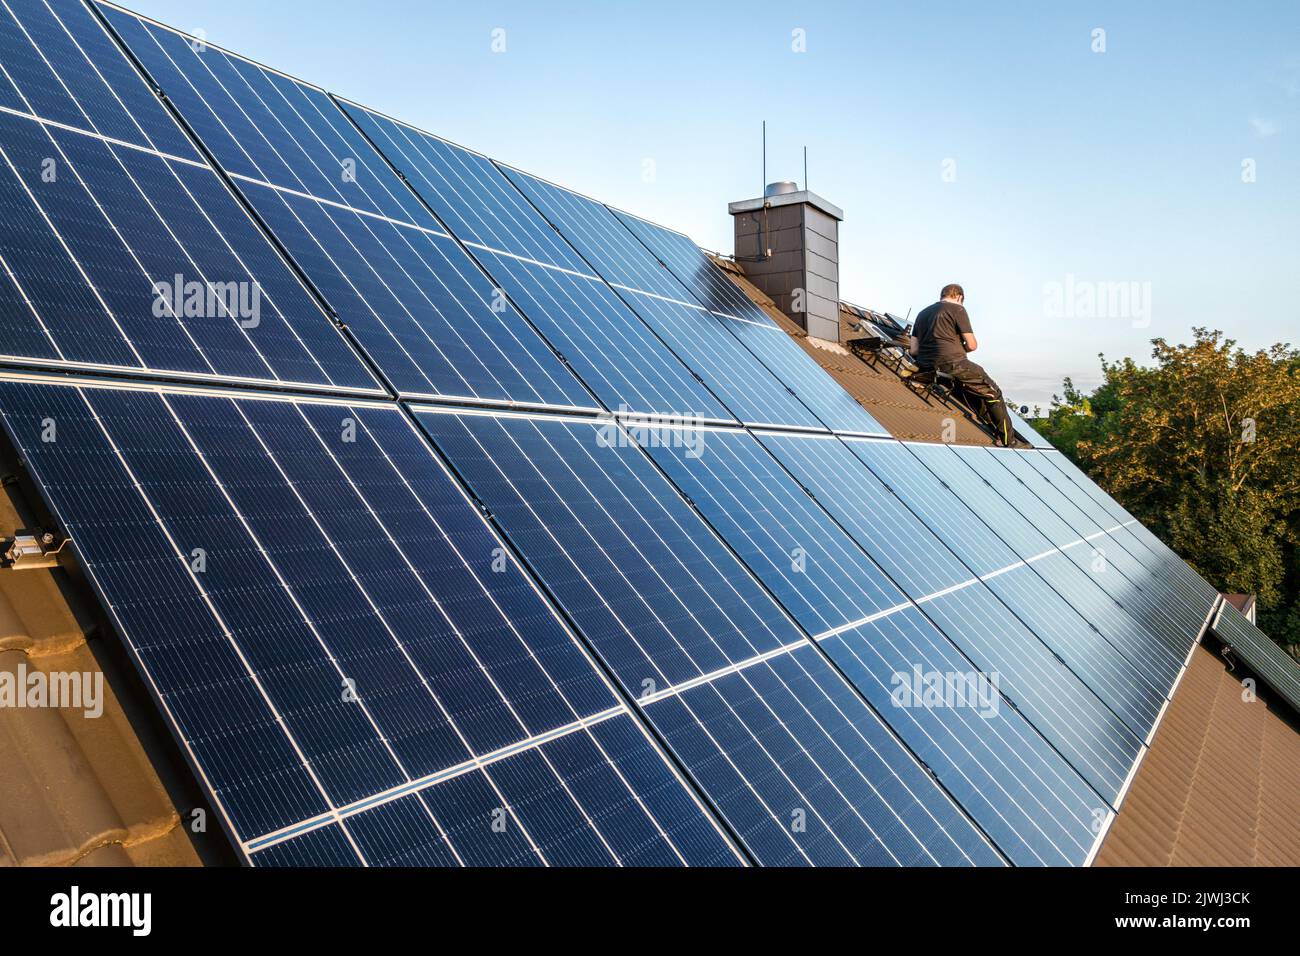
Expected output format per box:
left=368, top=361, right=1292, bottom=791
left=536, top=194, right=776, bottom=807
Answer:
left=1096, top=641, right=1300, bottom=867
left=0, top=487, right=208, bottom=867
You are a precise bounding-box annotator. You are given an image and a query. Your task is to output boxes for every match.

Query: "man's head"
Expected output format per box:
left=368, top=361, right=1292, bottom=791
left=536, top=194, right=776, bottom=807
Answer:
left=940, top=283, right=964, bottom=304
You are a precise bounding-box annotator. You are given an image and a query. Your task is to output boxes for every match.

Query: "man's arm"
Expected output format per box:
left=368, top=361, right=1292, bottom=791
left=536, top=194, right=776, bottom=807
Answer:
left=908, top=335, right=920, bottom=357
left=956, top=306, right=977, bottom=352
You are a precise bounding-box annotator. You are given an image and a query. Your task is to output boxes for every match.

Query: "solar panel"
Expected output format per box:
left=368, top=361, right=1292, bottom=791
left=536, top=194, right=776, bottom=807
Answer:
left=1212, top=601, right=1300, bottom=714
left=0, top=5, right=375, bottom=391
left=758, top=433, right=1142, bottom=802
left=910, top=442, right=1187, bottom=693
left=638, top=428, right=1107, bottom=864
left=0, top=375, right=738, bottom=866
left=99, top=6, right=594, bottom=409
left=854, top=441, right=1167, bottom=735
left=954, top=446, right=1203, bottom=665
left=995, top=450, right=1212, bottom=637
left=414, top=408, right=1000, bottom=865
left=1040, top=449, right=1222, bottom=607
left=500, top=167, right=829, bottom=430
left=612, top=207, right=780, bottom=325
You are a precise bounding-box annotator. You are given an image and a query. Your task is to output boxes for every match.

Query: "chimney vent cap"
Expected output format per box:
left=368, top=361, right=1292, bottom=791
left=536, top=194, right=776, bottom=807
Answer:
left=764, top=180, right=799, bottom=198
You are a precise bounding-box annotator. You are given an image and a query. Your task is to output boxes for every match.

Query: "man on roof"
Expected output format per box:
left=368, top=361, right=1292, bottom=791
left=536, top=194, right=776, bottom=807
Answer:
left=908, top=283, right=1024, bottom=448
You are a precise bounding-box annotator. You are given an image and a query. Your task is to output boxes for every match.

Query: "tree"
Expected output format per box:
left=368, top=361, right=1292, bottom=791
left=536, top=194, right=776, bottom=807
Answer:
left=1038, top=329, right=1300, bottom=656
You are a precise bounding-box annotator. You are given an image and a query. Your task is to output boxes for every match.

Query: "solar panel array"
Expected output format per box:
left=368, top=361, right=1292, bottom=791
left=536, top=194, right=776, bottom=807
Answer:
left=0, top=0, right=1277, bottom=867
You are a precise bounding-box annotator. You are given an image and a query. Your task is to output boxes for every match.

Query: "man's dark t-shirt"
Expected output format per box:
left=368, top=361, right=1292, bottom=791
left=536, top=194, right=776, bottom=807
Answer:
left=912, top=300, right=973, bottom=368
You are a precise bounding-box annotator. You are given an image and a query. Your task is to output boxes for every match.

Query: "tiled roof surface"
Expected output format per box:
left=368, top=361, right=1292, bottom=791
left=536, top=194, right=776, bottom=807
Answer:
left=0, top=487, right=209, bottom=867
left=1095, top=641, right=1300, bottom=866
left=710, top=256, right=997, bottom=446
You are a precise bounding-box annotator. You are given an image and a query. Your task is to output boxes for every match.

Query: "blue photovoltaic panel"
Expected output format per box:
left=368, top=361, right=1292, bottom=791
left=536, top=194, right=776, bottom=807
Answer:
left=760, top=434, right=1141, bottom=801
left=1042, top=450, right=1222, bottom=612
left=238, top=178, right=596, bottom=407
left=100, top=6, right=430, bottom=224
left=723, top=317, right=889, bottom=434
left=1212, top=602, right=1300, bottom=714
left=993, top=450, right=1211, bottom=640
left=474, top=250, right=731, bottom=420
left=954, top=446, right=1201, bottom=665
left=338, top=102, right=590, bottom=272
left=641, top=428, right=1104, bottom=864
left=850, top=440, right=1167, bottom=735
left=612, top=207, right=780, bottom=325
left=100, top=7, right=594, bottom=409
left=1, top=0, right=199, bottom=160
left=416, top=409, right=1001, bottom=866
left=501, top=164, right=696, bottom=302
left=641, top=428, right=906, bottom=635
left=1033, top=450, right=1221, bottom=610
left=500, top=167, right=826, bottom=429
left=821, top=610, right=1103, bottom=865
left=0, top=110, right=375, bottom=389
left=0, top=378, right=736, bottom=866
left=910, top=443, right=1187, bottom=689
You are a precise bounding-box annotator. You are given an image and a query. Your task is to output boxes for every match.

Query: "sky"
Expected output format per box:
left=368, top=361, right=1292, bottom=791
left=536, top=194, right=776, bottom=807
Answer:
left=121, top=0, right=1300, bottom=409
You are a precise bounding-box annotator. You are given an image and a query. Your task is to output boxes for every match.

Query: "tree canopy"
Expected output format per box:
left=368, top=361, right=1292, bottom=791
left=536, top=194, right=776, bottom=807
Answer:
left=1037, top=328, right=1300, bottom=655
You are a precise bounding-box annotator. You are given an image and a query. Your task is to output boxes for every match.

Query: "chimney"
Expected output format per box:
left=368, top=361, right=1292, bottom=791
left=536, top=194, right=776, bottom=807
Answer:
left=729, top=182, right=843, bottom=340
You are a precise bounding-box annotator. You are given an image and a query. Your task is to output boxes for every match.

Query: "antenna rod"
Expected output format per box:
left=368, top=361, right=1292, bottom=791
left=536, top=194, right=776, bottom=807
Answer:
left=804, top=145, right=808, bottom=191
left=762, top=120, right=766, bottom=195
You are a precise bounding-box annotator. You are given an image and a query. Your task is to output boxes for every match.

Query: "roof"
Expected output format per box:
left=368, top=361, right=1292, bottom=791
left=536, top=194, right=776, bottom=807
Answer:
left=1094, top=640, right=1300, bottom=866
left=0, top=480, right=217, bottom=867
left=710, top=256, right=998, bottom=446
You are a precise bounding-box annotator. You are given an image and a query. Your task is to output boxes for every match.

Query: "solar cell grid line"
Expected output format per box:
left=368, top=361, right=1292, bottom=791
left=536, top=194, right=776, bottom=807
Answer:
left=611, top=206, right=780, bottom=326
left=0, top=377, right=740, bottom=867
left=335, top=99, right=591, bottom=273
left=905, top=440, right=1188, bottom=695
left=495, top=164, right=829, bottom=430
left=96, top=4, right=594, bottom=411
left=757, top=432, right=1141, bottom=803
left=634, top=427, right=1106, bottom=864
left=0, top=0, right=199, bottom=161
left=98, top=3, right=432, bottom=225
left=415, top=407, right=1002, bottom=866
left=1038, top=449, right=1222, bottom=607
left=991, top=449, right=1212, bottom=637
left=1213, top=601, right=1300, bottom=713
left=848, top=439, right=1168, bottom=735
left=955, top=445, right=1205, bottom=662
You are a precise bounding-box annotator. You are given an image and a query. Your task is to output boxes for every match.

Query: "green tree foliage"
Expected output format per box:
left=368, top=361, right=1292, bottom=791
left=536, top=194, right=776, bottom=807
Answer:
left=1038, top=329, right=1300, bottom=656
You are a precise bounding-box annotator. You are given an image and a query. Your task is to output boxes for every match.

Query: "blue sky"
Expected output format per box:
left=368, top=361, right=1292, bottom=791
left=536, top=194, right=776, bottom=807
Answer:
left=122, top=0, right=1299, bottom=409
